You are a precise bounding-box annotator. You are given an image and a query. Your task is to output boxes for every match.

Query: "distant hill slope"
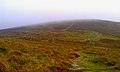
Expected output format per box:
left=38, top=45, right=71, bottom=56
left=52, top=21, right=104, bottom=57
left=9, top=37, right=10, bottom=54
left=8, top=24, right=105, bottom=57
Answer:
left=0, top=19, right=120, bottom=37
left=0, top=19, right=120, bottom=72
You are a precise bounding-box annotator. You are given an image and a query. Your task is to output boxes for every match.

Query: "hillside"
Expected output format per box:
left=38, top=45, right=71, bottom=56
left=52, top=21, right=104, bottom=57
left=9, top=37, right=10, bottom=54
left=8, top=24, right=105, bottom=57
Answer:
left=0, top=19, right=120, bottom=37
left=0, top=19, right=120, bottom=72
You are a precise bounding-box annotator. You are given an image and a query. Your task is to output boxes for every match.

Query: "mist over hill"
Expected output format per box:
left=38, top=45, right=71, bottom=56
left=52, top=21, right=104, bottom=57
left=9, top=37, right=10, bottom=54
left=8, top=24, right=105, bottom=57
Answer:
left=0, top=19, right=120, bottom=37
left=0, top=19, right=120, bottom=72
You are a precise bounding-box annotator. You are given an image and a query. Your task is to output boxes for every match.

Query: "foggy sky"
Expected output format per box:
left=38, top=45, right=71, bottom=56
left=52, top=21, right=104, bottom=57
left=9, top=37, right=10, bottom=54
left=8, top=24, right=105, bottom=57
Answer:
left=0, top=0, right=120, bottom=29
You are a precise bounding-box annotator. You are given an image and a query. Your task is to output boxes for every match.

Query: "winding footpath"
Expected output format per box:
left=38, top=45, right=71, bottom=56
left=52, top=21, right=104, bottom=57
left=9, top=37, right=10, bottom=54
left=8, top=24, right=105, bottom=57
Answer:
left=68, top=57, right=85, bottom=71
left=79, top=32, right=100, bottom=42
left=64, top=24, right=101, bottom=71
left=63, top=24, right=101, bottom=42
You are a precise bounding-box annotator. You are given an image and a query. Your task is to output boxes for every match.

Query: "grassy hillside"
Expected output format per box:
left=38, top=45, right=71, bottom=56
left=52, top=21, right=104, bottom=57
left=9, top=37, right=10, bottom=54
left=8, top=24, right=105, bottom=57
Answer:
left=0, top=19, right=120, bottom=37
left=0, top=20, right=120, bottom=72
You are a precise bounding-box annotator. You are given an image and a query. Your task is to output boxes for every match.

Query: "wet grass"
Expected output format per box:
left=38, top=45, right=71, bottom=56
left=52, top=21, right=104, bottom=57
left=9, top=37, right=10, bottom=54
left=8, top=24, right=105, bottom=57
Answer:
left=78, top=47, right=120, bottom=72
left=0, top=30, right=119, bottom=72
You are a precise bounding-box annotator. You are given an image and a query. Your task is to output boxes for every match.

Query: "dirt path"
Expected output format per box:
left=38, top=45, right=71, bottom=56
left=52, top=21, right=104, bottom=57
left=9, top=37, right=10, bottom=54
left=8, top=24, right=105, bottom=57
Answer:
left=79, top=32, right=100, bottom=42
left=65, top=24, right=101, bottom=71
left=68, top=56, right=111, bottom=71
left=63, top=24, right=101, bottom=42
left=63, top=24, right=74, bottom=31
left=68, top=57, right=85, bottom=71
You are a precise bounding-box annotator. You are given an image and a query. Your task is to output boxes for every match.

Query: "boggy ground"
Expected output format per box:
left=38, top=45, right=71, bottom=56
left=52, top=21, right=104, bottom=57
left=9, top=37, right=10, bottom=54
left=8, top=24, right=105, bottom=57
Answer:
left=0, top=20, right=120, bottom=72
left=0, top=30, right=120, bottom=72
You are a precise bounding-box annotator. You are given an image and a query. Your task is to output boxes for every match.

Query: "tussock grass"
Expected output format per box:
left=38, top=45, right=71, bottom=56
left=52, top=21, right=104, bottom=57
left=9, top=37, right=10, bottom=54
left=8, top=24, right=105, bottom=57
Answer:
left=0, top=29, right=119, bottom=72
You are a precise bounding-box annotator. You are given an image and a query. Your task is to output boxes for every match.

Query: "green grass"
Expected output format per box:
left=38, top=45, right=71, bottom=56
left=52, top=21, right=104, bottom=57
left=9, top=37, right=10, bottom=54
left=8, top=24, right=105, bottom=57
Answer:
left=0, top=30, right=120, bottom=72
left=78, top=47, right=120, bottom=72
left=43, top=30, right=98, bottom=41
left=97, top=33, right=120, bottom=40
